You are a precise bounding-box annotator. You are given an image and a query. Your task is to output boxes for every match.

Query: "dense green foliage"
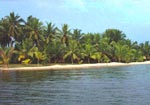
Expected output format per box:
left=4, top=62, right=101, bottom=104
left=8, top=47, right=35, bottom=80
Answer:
left=0, top=12, right=150, bottom=65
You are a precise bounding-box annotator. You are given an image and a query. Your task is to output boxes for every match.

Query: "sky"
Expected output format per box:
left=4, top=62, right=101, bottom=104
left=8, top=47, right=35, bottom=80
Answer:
left=1, top=0, right=150, bottom=43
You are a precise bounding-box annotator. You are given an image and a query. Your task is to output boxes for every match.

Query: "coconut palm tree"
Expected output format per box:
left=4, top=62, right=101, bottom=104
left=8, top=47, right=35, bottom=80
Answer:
left=111, top=41, right=142, bottom=63
left=63, top=40, right=80, bottom=64
left=29, top=47, right=47, bottom=65
left=45, top=41, right=65, bottom=63
left=0, top=47, right=14, bottom=67
left=93, top=33, right=101, bottom=45
left=25, top=16, right=44, bottom=47
left=91, top=52, right=103, bottom=63
left=81, top=43, right=97, bottom=63
left=44, top=22, right=58, bottom=44
left=97, top=37, right=114, bottom=61
left=0, top=18, right=11, bottom=48
left=72, top=29, right=83, bottom=42
left=131, top=49, right=144, bottom=62
left=111, top=41, right=129, bottom=62
left=102, top=29, right=126, bottom=43
left=5, top=12, right=24, bottom=43
left=58, top=24, right=71, bottom=46
left=80, top=33, right=94, bottom=44
left=140, top=41, right=150, bottom=60
left=14, top=38, right=34, bottom=64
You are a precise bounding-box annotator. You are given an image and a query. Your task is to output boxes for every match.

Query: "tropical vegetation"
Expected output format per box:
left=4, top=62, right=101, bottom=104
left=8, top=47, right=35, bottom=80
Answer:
left=0, top=12, right=150, bottom=66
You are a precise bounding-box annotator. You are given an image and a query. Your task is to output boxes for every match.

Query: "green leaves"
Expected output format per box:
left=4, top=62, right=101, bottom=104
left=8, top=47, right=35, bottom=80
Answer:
left=44, top=22, right=58, bottom=44
left=140, top=41, right=150, bottom=60
left=63, top=40, right=80, bottom=64
left=25, top=16, right=44, bottom=47
left=63, top=51, right=72, bottom=60
left=22, top=59, right=31, bottom=64
left=110, top=41, right=144, bottom=63
left=0, top=12, right=149, bottom=65
left=0, top=47, right=14, bottom=67
left=103, top=29, right=126, bottom=43
left=6, top=12, right=24, bottom=42
left=91, top=52, right=102, bottom=63
left=29, top=47, right=47, bottom=64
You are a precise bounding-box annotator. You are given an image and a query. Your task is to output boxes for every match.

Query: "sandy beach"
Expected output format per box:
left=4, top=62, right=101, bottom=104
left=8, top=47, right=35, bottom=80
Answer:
left=0, top=61, right=150, bottom=71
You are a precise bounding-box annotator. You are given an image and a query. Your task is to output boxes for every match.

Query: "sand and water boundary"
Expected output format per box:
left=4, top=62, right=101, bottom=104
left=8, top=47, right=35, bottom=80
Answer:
left=0, top=61, right=150, bottom=71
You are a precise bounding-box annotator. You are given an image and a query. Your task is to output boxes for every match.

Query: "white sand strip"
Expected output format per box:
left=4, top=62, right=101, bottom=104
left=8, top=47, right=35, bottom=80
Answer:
left=0, top=61, right=150, bottom=71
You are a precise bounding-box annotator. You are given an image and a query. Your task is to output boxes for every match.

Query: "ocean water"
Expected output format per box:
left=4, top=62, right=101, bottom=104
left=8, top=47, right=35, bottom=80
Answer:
left=0, top=64, right=150, bottom=105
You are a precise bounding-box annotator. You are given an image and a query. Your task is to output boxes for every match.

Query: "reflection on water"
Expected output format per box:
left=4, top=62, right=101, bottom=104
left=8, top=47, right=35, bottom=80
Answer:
left=0, top=65, right=150, bottom=105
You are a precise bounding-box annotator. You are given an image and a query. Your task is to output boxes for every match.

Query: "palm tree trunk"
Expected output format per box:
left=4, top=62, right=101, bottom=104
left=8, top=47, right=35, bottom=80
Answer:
left=88, top=57, right=90, bottom=63
left=71, top=54, right=74, bottom=64
left=37, top=59, right=39, bottom=66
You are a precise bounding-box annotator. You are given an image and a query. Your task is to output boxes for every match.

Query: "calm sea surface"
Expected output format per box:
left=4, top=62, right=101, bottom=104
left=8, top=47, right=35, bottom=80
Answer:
left=0, top=64, right=150, bottom=105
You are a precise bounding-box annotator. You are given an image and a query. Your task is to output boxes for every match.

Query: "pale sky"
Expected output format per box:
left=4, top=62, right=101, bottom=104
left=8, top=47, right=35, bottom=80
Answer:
left=1, top=0, right=150, bottom=43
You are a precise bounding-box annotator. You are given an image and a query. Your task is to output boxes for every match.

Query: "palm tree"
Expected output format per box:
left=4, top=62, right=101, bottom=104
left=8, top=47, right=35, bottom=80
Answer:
left=91, top=52, right=103, bottom=63
left=102, top=29, right=126, bottom=43
left=58, top=24, right=71, bottom=46
left=98, top=37, right=114, bottom=61
left=5, top=12, right=24, bottom=43
left=0, top=18, right=11, bottom=48
left=111, top=41, right=129, bottom=62
left=111, top=41, right=142, bottom=63
left=122, top=39, right=139, bottom=50
left=93, top=33, right=101, bottom=45
left=80, top=33, right=94, bottom=44
left=44, top=22, right=58, bottom=44
left=29, top=47, right=47, bottom=65
left=81, top=43, right=97, bottom=63
left=140, top=41, right=150, bottom=60
left=63, top=40, right=80, bottom=64
left=131, top=49, right=144, bottom=62
left=0, top=47, right=14, bottom=67
left=72, top=29, right=83, bottom=41
left=45, top=41, right=65, bottom=63
left=14, top=38, right=34, bottom=64
left=25, top=16, right=44, bottom=47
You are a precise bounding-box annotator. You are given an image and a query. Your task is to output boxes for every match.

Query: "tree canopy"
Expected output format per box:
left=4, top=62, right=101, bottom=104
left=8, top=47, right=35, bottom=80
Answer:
left=0, top=12, right=149, bottom=65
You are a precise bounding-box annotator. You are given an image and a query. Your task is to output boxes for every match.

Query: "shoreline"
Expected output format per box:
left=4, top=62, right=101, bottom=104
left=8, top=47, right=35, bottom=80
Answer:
left=0, top=61, right=150, bottom=71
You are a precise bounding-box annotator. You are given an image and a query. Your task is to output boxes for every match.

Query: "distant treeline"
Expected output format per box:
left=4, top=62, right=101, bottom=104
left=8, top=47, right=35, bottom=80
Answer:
left=0, top=12, right=150, bottom=66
